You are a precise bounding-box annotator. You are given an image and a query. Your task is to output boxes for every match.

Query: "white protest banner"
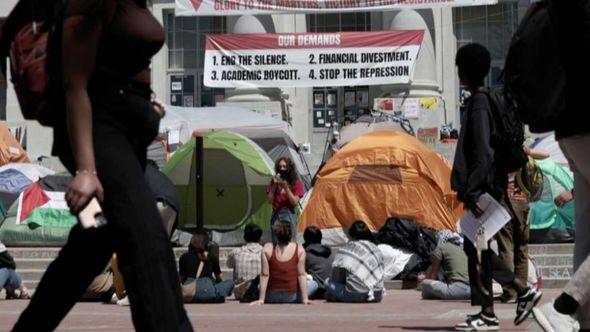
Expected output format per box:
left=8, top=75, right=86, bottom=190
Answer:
left=204, top=30, right=424, bottom=88
left=176, top=0, right=497, bottom=16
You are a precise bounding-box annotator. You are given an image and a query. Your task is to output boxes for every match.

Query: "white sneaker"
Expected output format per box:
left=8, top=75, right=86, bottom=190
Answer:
left=116, top=296, right=130, bottom=306
left=533, top=301, right=580, bottom=332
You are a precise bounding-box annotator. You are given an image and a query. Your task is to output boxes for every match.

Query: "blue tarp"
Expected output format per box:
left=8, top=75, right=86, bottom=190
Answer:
left=0, top=169, right=33, bottom=209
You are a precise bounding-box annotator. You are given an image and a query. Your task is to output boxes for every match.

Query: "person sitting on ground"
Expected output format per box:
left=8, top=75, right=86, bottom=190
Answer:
left=227, top=224, right=264, bottom=303
left=179, top=234, right=234, bottom=303
left=303, top=226, right=334, bottom=299
left=421, top=234, right=471, bottom=300
left=82, top=254, right=128, bottom=305
left=325, top=220, right=384, bottom=303
left=81, top=262, right=116, bottom=303
left=251, top=220, right=312, bottom=305
left=0, top=241, right=30, bottom=299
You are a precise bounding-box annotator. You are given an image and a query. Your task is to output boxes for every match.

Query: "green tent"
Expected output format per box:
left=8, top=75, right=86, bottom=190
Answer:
left=163, top=131, right=274, bottom=236
left=530, top=158, right=575, bottom=243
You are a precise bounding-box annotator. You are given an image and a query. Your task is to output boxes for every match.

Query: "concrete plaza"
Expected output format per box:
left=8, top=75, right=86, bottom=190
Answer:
left=0, top=289, right=556, bottom=332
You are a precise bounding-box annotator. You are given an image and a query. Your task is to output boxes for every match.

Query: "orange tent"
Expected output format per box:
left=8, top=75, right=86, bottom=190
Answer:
left=299, top=131, right=462, bottom=236
left=0, top=122, right=29, bottom=166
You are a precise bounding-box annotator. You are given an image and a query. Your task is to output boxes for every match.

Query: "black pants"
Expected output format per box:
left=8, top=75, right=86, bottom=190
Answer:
left=463, top=196, right=517, bottom=308
left=12, top=76, right=193, bottom=332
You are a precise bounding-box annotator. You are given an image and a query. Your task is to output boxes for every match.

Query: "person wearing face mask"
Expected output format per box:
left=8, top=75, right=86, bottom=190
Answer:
left=267, top=157, right=305, bottom=243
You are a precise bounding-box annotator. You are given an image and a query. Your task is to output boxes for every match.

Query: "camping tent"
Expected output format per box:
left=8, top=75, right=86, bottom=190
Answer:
left=299, top=131, right=462, bottom=245
left=159, top=105, right=311, bottom=188
left=337, top=115, right=404, bottom=148
left=162, top=131, right=275, bottom=244
left=529, top=158, right=575, bottom=243
left=160, top=105, right=290, bottom=135
left=0, top=163, right=55, bottom=209
left=238, top=129, right=311, bottom=189
left=0, top=169, right=33, bottom=210
left=0, top=175, right=75, bottom=246
left=0, top=122, right=29, bottom=166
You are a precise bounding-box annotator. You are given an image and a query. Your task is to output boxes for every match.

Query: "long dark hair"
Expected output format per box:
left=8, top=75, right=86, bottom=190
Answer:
left=275, top=157, right=298, bottom=186
left=349, top=220, right=376, bottom=243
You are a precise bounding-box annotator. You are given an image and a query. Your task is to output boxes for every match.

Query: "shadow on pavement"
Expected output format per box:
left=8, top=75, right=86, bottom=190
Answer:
left=378, top=326, right=455, bottom=331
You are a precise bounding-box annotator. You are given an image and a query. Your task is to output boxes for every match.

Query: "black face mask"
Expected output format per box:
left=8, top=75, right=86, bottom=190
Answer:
left=278, top=170, right=289, bottom=180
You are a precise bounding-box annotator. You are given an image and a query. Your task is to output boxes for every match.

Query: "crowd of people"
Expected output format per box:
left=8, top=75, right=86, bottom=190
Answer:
left=0, top=0, right=589, bottom=331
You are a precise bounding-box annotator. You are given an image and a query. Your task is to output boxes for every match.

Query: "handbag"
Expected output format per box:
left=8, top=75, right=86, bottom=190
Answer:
left=181, top=260, right=204, bottom=303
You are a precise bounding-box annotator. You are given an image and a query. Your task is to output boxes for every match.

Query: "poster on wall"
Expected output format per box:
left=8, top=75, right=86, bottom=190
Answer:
left=417, top=127, right=438, bottom=148
left=373, top=98, right=396, bottom=114
left=402, top=98, right=420, bottom=119
left=204, top=30, right=423, bottom=88
left=176, top=0, right=497, bottom=16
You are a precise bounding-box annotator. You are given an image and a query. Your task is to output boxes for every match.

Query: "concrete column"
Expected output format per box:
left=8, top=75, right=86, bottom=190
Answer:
left=381, top=9, right=440, bottom=97
left=151, top=3, right=174, bottom=105
left=433, top=7, right=458, bottom=126
left=224, top=15, right=279, bottom=103
left=270, top=14, right=310, bottom=146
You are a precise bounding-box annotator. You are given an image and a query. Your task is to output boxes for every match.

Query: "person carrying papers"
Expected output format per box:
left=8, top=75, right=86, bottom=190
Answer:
left=451, top=44, right=542, bottom=331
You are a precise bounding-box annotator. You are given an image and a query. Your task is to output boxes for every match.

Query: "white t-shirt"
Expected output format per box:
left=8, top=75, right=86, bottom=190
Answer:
left=378, top=244, right=416, bottom=280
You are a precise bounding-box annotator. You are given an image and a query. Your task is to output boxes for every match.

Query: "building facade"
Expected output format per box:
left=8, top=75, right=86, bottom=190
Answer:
left=1, top=0, right=529, bottom=171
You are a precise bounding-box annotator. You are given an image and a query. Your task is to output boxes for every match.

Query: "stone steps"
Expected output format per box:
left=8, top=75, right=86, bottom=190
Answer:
left=4, top=243, right=575, bottom=293
left=529, top=243, right=574, bottom=289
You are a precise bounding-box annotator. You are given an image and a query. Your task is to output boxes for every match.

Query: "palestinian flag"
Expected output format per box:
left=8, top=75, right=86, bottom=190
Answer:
left=15, top=176, right=76, bottom=228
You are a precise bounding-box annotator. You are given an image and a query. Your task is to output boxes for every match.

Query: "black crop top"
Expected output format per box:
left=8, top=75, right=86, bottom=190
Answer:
left=66, top=0, right=165, bottom=76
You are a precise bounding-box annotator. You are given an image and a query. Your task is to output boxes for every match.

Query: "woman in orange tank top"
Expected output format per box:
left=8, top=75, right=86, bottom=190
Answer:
left=251, top=220, right=316, bottom=304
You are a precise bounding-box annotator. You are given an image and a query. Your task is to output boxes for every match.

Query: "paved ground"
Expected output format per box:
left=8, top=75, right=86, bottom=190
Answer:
left=0, top=289, right=556, bottom=331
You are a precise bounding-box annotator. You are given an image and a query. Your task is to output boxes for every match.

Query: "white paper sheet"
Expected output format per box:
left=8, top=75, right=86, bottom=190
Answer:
left=403, top=99, right=420, bottom=119
left=168, top=130, right=181, bottom=145
left=460, top=193, right=511, bottom=244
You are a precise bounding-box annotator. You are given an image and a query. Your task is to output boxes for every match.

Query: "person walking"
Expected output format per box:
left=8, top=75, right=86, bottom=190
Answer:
left=552, top=1, right=590, bottom=328
left=267, top=157, right=305, bottom=243
left=451, top=43, right=541, bottom=331
left=8, top=0, right=193, bottom=331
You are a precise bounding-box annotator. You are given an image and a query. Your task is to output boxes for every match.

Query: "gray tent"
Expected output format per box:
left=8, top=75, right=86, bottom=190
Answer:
left=238, top=129, right=311, bottom=189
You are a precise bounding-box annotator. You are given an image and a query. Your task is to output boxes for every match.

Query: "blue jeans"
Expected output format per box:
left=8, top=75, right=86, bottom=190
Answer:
left=324, top=278, right=383, bottom=303
left=271, top=209, right=298, bottom=243
left=184, top=278, right=234, bottom=303
left=0, top=268, right=22, bottom=290
left=265, top=280, right=318, bottom=303
left=421, top=280, right=471, bottom=300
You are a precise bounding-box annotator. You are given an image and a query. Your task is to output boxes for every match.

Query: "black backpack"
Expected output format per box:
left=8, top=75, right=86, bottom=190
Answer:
left=481, top=88, right=528, bottom=174
left=376, top=217, right=437, bottom=261
left=504, top=0, right=566, bottom=133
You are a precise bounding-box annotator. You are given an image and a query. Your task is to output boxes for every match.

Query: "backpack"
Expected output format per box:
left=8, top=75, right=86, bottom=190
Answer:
left=376, top=217, right=437, bottom=261
left=504, top=0, right=566, bottom=133
left=2, top=0, right=116, bottom=127
left=515, top=157, right=544, bottom=202
left=482, top=88, right=528, bottom=174
left=2, top=0, right=67, bottom=127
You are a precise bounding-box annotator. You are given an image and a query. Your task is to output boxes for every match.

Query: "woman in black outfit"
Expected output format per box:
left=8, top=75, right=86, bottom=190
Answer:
left=11, top=0, right=193, bottom=331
